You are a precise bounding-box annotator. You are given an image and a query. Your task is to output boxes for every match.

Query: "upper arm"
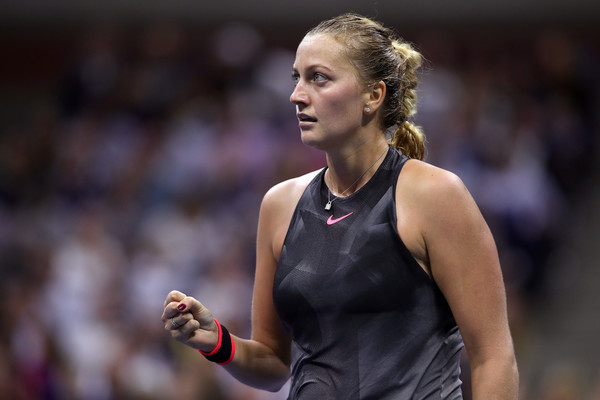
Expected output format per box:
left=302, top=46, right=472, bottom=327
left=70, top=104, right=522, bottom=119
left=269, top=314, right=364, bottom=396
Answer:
left=251, top=186, right=292, bottom=366
left=416, top=166, right=514, bottom=363
left=250, top=173, right=318, bottom=366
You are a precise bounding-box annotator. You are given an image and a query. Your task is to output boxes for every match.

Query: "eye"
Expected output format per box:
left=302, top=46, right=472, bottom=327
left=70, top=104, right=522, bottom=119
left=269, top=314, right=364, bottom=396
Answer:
left=291, top=73, right=300, bottom=85
left=313, top=73, right=328, bottom=83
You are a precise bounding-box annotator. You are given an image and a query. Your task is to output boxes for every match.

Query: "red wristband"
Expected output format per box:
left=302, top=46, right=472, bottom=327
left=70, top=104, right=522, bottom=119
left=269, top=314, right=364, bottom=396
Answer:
left=199, top=318, right=223, bottom=357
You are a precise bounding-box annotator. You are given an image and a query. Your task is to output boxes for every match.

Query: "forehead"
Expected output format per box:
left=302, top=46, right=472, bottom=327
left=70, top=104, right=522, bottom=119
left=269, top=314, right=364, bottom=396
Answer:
left=293, top=33, right=351, bottom=71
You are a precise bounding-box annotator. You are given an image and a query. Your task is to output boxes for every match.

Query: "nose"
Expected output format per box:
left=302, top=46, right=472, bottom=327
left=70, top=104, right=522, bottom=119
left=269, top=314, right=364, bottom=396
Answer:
left=290, top=80, right=308, bottom=105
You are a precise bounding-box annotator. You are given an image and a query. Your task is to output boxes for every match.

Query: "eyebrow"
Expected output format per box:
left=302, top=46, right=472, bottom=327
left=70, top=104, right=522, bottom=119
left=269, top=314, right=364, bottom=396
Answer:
left=292, top=64, right=334, bottom=74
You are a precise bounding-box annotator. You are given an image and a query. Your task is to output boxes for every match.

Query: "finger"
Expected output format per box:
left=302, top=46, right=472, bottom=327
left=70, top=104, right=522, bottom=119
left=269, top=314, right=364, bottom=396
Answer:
left=171, top=296, right=214, bottom=329
left=164, top=290, right=186, bottom=308
left=166, top=318, right=179, bottom=331
left=165, top=313, right=193, bottom=331
left=169, top=319, right=203, bottom=346
left=175, top=318, right=201, bottom=340
left=162, top=291, right=190, bottom=321
left=161, top=302, right=182, bottom=321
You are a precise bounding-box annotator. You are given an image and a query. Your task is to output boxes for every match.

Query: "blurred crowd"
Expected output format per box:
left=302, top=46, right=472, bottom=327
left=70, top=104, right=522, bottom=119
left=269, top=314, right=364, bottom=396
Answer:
left=0, top=21, right=598, bottom=399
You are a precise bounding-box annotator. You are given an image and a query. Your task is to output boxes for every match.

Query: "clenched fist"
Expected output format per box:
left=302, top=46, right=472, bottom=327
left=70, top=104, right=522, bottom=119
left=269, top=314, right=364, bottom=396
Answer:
left=161, top=290, right=219, bottom=353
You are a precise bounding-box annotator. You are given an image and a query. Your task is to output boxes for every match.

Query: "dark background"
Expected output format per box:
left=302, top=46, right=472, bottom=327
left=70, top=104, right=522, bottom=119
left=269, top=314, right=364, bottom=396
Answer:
left=1, top=1, right=599, bottom=399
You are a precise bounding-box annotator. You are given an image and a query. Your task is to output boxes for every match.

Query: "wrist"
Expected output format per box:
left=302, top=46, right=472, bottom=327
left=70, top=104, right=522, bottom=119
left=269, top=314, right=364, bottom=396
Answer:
left=199, top=318, right=235, bottom=365
left=199, top=319, right=222, bottom=354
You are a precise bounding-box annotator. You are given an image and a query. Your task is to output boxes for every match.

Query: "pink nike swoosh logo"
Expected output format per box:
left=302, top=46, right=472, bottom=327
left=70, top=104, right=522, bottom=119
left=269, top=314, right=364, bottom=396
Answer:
left=326, top=212, right=354, bottom=225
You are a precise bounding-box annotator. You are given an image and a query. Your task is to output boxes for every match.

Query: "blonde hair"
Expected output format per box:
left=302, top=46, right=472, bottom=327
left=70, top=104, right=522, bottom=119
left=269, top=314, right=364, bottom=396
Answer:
left=307, top=13, right=425, bottom=159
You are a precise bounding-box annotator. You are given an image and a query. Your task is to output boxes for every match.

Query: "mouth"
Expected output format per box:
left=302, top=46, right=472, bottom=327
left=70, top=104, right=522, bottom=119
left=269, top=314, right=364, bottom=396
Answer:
left=297, top=113, right=317, bottom=123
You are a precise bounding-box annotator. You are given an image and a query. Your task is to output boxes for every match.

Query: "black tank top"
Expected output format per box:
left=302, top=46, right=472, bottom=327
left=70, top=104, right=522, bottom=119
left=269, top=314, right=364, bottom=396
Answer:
left=273, top=147, right=464, bottom=399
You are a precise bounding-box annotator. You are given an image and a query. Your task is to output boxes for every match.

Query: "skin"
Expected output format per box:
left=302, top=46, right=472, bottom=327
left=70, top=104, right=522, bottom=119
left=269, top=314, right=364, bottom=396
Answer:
left=162, top=32, right=518, bottom=398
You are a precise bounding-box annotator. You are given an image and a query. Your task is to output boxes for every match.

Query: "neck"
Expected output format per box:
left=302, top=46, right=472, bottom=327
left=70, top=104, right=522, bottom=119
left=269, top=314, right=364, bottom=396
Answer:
left=326, top=139, right=389, bottom=197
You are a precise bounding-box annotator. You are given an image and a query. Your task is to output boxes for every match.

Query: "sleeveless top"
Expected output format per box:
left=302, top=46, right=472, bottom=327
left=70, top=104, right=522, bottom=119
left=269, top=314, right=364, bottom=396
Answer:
left=273, top=147, right=464, bottom=400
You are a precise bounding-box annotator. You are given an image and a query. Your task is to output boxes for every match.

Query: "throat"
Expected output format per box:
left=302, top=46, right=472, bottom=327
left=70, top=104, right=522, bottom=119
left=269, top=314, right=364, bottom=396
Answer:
left=324, top=146, right=388, bottom=210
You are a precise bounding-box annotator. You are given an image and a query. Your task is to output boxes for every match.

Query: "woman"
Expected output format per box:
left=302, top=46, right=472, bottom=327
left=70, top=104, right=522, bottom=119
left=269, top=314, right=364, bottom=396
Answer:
left=162, top=13, right=519, bottom=399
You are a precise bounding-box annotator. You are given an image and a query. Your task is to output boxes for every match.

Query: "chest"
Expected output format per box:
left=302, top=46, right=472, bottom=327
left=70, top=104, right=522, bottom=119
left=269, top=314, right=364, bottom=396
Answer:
left=273, top=195, right=426, bottom=321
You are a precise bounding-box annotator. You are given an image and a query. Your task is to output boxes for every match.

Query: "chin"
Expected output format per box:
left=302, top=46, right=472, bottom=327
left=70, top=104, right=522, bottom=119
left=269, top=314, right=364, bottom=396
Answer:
left=300, top=133, right=328, bottom=151
left=301, top=129, right=348, bottom=153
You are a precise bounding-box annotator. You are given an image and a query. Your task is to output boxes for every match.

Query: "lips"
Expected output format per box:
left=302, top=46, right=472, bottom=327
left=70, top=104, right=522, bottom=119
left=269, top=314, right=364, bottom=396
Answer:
left=297, top=113, right=317, bottom=122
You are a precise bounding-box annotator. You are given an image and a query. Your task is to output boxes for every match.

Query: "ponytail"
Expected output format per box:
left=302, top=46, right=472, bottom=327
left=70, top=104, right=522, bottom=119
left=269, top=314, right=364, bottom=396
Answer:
left=389, top=120, right=425, bottom=160
left=389, top=40, right=425, bottom=160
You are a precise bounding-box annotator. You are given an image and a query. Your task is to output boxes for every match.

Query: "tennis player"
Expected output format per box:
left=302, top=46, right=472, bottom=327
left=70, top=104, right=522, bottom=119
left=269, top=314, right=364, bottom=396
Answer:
left=162, top=13, right=518, bottom=399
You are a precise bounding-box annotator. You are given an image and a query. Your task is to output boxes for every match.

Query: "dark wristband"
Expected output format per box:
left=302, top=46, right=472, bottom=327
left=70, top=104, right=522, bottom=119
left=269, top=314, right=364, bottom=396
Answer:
left=199, top=319, right=235, bottom=365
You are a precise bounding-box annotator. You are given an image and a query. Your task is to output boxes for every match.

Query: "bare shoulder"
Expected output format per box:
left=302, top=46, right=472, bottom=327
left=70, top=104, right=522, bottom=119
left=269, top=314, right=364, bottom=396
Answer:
left=399, top=159, right=465, bottom=197
left=259, top=169, right=322, bottom=260
left=397, top=159, right=473, bottom=214
left=262, top=169, right=322, bottom=214
left=396, top=159, right=483, bottom=240
left=395, top=160, right=473, bottom=269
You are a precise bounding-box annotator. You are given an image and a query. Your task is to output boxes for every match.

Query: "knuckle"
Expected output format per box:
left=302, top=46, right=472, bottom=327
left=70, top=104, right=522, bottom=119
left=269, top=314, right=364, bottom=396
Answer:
left=163, top=307, right=176, bottom=319
left=181, top=313, right=192, bottom=321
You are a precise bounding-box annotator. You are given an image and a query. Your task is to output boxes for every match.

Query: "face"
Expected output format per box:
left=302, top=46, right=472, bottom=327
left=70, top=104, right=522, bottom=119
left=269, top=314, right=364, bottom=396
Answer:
left=290, top=33, right=369, bottom=150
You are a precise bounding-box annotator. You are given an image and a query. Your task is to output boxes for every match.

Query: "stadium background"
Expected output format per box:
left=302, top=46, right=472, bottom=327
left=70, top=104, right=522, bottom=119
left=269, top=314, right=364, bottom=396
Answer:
left=1, top=1, right=599, bottom=398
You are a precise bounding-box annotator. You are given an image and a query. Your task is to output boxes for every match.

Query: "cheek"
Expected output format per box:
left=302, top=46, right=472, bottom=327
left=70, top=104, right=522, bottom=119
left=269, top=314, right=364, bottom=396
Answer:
left=321, top=89, right=362, bottom=120
left=326, top=98, right=363, bottom=129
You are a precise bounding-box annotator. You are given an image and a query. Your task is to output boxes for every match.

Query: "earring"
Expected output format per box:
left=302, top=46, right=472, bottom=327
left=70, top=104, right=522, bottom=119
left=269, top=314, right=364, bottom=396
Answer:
left=364, top=107, right=371, bottom=113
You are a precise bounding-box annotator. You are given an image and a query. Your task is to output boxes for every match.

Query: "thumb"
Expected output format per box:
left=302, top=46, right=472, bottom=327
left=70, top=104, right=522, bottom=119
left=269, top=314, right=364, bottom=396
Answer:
left=188, top=299, right=215, bottom=330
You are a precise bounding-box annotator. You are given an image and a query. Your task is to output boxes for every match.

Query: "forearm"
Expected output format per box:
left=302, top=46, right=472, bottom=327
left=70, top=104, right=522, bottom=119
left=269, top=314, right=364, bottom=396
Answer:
left=470, top=354, right=519, bottom=400
left=221, top=336, right=290, bottom=392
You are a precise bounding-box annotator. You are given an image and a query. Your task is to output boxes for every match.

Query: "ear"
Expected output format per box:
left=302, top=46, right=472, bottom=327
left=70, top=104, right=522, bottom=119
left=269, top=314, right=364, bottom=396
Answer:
left=364, top=81, right=386, bottom=113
